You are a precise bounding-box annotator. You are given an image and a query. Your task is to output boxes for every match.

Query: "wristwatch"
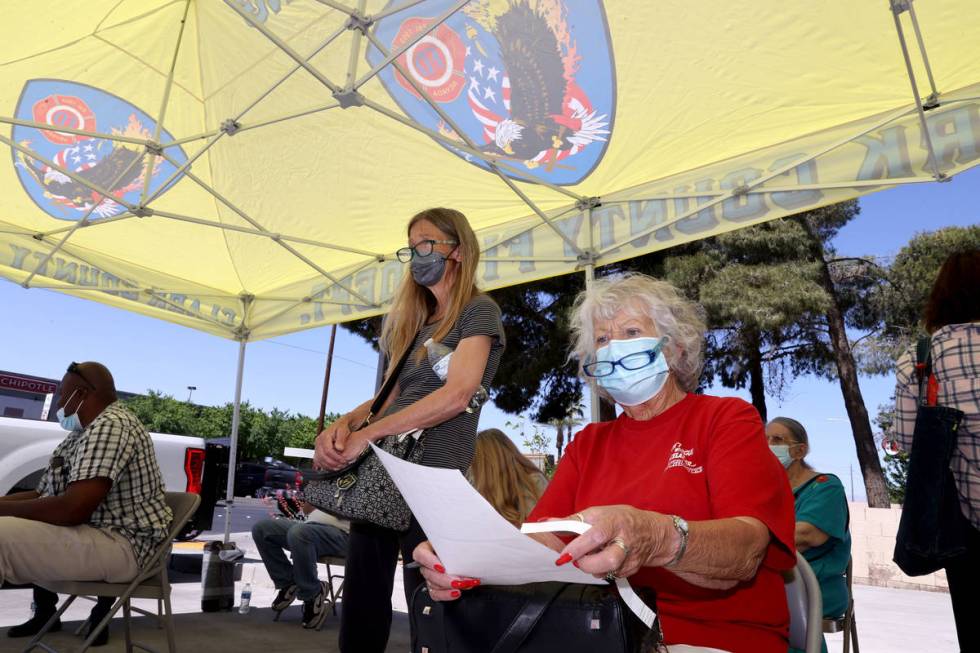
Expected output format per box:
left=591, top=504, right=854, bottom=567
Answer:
left=666, top=515, right=689, bottom=567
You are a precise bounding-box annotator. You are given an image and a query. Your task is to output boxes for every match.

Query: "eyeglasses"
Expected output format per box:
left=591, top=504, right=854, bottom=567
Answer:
left=67, top=362, right=96, bottom=389
left=583, top=341, right=667, bottom=378
left=396, top=239, right=457, bottom=263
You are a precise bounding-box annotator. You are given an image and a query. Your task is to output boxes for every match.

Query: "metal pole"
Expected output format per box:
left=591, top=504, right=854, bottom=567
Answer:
left=890, top=2, right=945, bottom=180
left=317, top=324, right=338, bottom=433
left=584, top=205, right=600, bottom=424
left=223, top=339, right=247, bottom=544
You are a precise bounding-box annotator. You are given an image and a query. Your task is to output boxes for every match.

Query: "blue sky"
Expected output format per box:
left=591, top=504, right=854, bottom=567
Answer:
left=2, top=167, right=977, bottom=501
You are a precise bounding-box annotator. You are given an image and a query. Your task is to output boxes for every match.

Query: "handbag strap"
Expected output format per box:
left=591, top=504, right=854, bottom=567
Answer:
left=489, top=584, right=565, bottom=653
left=914, top=336, right=939, bottom=407
left=361, top=334, right=418, bottom=427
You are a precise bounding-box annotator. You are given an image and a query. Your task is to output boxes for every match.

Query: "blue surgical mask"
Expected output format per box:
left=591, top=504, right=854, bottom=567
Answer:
left=769, top=444, right=793, bottom=468
left=56, top=390, right=84, bottom=432
left=594, top=337, right=670, bottom=406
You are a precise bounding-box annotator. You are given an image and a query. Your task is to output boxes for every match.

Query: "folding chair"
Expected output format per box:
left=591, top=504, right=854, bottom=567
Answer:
left=785, top=551, right=824, bottom=653
left=26, top=491, right=201, bottom=653
left=822, top=557, right=859, bottom=653
left=317, top=555, right=345, bottom=623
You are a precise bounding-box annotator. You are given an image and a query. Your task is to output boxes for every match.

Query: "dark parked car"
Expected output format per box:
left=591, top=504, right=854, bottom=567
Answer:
left=235, top=457, right=301, bottom=498
left=263, top=459, right=303, bottom=492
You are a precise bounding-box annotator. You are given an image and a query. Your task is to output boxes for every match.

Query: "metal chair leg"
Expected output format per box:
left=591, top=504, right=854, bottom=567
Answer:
left=163, top=589, right=177, bottom=653
left=326, top=565, right=338, bottom=617
left=122, top=600, right=133, bottom=653
left=851, top=614, right=860, bottom=653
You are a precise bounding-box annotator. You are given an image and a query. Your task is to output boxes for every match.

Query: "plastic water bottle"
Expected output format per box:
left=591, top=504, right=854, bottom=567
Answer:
left=425, top=338, right=453, bottom=381
left=238, top=582, right=252, bottom=614
left=424, top=339, right=489, bottom=413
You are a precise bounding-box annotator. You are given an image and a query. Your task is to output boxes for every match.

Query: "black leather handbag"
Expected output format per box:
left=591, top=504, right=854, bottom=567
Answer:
left=410, top=582, right=663, bottom=653
left=893, top=337, right=968, bottom=576
left=301, top=341, right=423, bottom=531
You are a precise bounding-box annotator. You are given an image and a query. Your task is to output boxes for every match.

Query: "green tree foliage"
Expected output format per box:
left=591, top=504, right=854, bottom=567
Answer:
left=875, top=225, right=980, bottom=341
left=123, top=391, right=338, bottom=461
left=663, top=221, right=835, bottom=421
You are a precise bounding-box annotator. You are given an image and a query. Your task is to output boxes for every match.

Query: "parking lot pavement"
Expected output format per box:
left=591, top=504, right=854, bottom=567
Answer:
left=0, top=602, right=410, bottom=653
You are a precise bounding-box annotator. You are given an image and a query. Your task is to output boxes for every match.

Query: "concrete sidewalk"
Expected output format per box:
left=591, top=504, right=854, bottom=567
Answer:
left=0, top=529, right=959, bottom=653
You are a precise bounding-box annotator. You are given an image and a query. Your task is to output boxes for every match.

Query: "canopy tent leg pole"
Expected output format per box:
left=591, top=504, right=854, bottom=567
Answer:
left=316, top=324, right=338, bottom=433
left=583, top=205, right=600, bottom=424
left=223, top=338, right=248, bottom=544
left=889, top=0, right=946, bottom=181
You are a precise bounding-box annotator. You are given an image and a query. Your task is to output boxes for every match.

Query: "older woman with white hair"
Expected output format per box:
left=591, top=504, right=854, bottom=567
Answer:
left=414, top=273, right=797, bottom=653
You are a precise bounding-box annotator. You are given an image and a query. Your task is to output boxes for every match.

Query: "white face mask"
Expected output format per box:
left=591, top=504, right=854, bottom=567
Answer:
left=56, top=389, right=84, bottom=432
left=769, top=444, right=794, bottom=468
left=593, top=337, right=670, bottom=406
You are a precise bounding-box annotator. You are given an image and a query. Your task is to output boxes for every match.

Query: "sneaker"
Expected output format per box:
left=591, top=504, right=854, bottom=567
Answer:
left=7, top=610, right=61, bottom=638
left=301, top=582, right=330, bottom=630
left=271, top=585, right=298, bottom=612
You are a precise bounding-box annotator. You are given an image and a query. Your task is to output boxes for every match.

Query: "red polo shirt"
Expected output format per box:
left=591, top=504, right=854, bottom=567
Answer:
left=528, top=394, right=796, bottom=653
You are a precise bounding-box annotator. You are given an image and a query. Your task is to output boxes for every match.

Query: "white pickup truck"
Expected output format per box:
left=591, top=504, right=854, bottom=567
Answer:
left=0, top=415, right=220, bottom=536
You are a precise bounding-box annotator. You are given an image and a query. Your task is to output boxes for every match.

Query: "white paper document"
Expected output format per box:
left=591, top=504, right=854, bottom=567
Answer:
left=371, top=443, right=603, bottom=586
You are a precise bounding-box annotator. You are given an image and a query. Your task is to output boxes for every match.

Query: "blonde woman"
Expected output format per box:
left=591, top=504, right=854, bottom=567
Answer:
left=469, top=428, right=548, bottom=527
left=313, top=208, right=505, bottom=653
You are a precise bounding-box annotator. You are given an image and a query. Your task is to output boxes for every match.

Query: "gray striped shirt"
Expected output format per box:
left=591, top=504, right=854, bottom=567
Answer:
left=384, top=294, right=505, bottom=471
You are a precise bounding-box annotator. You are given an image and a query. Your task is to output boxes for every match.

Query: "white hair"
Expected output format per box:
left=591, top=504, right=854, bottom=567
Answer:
left=569, top=272, right=707, bottom=392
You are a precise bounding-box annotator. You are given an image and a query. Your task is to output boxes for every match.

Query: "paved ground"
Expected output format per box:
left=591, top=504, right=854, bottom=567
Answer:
left=0, top=506, right=960, bottom=652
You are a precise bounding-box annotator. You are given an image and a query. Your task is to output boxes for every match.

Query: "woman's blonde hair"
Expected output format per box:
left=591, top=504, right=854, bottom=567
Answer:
left=380, top=207, right=481, bottom=369
left=569, top=272, right=707, bottom=392
left=469, top=428, right=547, bottom=526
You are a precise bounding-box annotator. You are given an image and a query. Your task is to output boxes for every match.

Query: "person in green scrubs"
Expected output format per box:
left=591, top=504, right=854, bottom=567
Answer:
left=767, top=416, right=851, bottom=653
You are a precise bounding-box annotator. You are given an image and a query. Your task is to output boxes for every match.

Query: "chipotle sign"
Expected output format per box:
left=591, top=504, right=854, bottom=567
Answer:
left=0, top=373, right=57, bottom=395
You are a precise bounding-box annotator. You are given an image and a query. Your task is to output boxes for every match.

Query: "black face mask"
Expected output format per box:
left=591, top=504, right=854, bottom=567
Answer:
left=410, top=250, right=450, bottom=287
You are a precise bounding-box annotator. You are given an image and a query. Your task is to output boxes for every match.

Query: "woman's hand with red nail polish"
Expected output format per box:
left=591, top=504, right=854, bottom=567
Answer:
left=555, top=552, right=574, bottom=566
left=413, top=540, right=479, bottom=602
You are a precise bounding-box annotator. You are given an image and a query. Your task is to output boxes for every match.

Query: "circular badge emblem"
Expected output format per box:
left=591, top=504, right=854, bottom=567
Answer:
left=394, top=18, right=466, bottom=104
left=32, top=94, right=96, bottom=145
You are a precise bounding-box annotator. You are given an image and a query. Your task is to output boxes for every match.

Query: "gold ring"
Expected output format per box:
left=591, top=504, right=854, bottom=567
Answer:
left=610, top=536, right=630, bottom=556
left=570, top=513, right=586, bottom=523
left=604, top=572, right=617, bottom=583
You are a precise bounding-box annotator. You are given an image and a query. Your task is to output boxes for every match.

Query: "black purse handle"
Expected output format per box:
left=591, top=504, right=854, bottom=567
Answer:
left=489, top=584, right=566, bottom=653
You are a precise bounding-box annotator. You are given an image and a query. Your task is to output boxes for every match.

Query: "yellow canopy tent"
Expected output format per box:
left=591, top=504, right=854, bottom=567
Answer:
left=3, top=0, right=978, bottom=537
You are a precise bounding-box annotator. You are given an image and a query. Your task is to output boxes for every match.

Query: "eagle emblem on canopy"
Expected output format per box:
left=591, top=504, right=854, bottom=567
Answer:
left=368, top=0, right=615, bottom=186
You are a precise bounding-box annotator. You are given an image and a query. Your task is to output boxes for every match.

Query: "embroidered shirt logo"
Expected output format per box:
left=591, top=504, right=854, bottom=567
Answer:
left=665, top=442, right=703, bottom=474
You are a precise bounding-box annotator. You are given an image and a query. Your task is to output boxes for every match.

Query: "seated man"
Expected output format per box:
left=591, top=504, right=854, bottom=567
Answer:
left=0, top=362, right=172, bottom=645
left=251, top=501, right=349, bottom=630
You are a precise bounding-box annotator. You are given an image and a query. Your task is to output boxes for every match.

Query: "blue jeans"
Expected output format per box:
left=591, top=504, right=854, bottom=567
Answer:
left=250, top=518, right=349, bottom=601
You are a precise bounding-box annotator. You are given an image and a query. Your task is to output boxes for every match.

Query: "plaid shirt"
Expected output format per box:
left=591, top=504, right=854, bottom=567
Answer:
left=894, top=322, right=980, bottom=529
left=37, top=402, right=173, bottom=566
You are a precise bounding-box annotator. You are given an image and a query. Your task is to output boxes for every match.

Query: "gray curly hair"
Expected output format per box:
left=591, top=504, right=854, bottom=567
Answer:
left=569, top=273, right=707, bottom=392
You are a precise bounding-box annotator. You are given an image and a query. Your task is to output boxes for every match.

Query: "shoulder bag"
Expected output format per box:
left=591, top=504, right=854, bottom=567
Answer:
left=301, top=340, right=424, bottom=531
left=893, top=336, right=968, bottom=576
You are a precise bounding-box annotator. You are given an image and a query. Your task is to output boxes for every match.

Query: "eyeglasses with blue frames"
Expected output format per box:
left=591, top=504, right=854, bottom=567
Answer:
left=396, top=239, right=457, bottom=263
left=583, top=340, right=668, bottom=378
